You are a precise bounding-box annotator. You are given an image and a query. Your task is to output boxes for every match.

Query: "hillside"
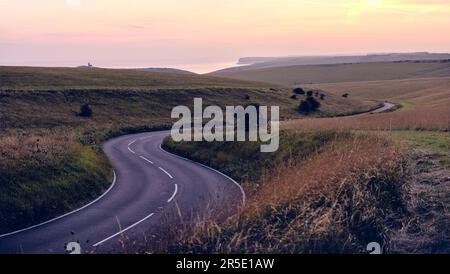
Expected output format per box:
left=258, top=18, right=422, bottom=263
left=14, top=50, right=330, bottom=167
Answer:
left=132, top=67, right=196, bottom=75
left=224, top=52, right=450, bottom=72
left=0, top=66, right=272, bottom=91
left=305, top=76, right=450, bottom=108
left=211, top=61, right=450, bottom=85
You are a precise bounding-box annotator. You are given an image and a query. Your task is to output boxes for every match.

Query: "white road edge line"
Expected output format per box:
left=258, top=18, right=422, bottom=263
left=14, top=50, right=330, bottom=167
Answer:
left=158, top=167, right=174, bottom=179
left=139, top=135, right=153, bottom=141
left=0, top=170, right=118, bottom=239
left=139, top=156, right=154, bottom=165
left=92, top=213, right=155, bottom=247
left=127, top=139, right=137, bottom=154
left=167, top=184, right=178, bottom=203
left=159, top=144, right=246, bottom=207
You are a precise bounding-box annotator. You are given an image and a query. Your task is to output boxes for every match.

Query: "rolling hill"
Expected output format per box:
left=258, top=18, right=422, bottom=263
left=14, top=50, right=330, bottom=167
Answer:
left=211, top=60, right=450, bottom=85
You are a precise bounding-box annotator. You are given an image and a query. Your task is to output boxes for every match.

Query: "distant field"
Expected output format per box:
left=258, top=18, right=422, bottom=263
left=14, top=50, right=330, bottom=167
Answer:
left=306, top=76, right=450, bottom=108
left=284, top=77, right=450, bottom=131
left=211, top=61, right=450, bottom=85
left=0, top=66, right=273, bottom=90
left=283, top=105, right=449, bottom=131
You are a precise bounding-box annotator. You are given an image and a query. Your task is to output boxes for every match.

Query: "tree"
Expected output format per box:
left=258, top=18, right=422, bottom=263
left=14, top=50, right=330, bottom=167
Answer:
left=320, top=94, right=325, bottom=100
left=307, top=96, right=321, bottom=111
left=299, top=100, right=311, bottom=113
left=342, top=93, right=349, bottom=98
left=80, top=104, right=93, bottom=117
left=245, top=95, right=251, bottom=100
left=293, top=88, right=305, bottom=95
left=315, top=91, right=319, bottom=97
left=306, top=90, right=314, bottom=97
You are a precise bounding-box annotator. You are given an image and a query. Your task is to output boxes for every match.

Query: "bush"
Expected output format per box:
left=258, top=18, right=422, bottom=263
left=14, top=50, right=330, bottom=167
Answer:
left=315, top=92, right=319, bottom=97
left=293, top=88, right=305, bottom=95
left=306, top=90, right=314, bottom=97
left=342, top=93, right=349, bottom=98
left=290, top=94, right=298, bottom=100
left=307, top=96, right=321, bottom=111
left=80, top=104, right=93, bottom=117
left=245, top=95, right=251, bottom=100
left=320, top=94, right=325, bottom=100
left=299, top=100, right=311, bottom=113
left=299, top=97, right=321, bottom=114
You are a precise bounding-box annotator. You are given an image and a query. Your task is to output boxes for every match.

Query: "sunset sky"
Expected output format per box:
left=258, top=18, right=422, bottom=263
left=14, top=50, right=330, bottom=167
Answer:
left=1, top=0, right=450, bottom=72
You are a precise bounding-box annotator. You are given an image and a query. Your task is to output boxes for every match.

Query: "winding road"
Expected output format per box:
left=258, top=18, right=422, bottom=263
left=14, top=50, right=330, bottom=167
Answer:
left=0, top=130, right=245, bottom=254
left=370, top=102, right=396, bottom=114
left=0, top=102, right=394, bottom=254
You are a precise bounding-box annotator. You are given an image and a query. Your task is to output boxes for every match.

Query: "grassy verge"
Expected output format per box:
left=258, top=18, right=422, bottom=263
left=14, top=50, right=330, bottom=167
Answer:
left=160, top=131, right=408, bottom=253
left=387, top=131, right=450, bottom=169
left=163, top=130, right=350, bottom=182
left=0, top=132, right=111, bottom=234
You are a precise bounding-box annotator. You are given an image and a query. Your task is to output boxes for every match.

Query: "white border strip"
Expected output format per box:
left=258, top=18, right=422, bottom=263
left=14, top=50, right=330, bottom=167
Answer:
left=139, top=155, right=154, bottom=165
left=167, top=184, right=178, bottom=203
left=92, top=213, right=155, bottom=247
left=159, top=144, right=246, bottom=207
left=0, top=170, right=118, bottom=239
left=158, top=167, right=174, bottom=179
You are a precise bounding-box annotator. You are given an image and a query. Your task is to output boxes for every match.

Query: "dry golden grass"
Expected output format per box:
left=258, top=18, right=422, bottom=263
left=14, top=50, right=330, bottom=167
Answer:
left=282, top=106, right=450, bottom=131
left=149, top=134, right=408, bottom=253
left=0, top=131, right=77, bottom=170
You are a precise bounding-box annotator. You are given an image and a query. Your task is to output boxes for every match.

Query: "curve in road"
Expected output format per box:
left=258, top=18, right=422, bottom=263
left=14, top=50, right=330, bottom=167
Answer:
left=0, top=130, right=244, bottom=254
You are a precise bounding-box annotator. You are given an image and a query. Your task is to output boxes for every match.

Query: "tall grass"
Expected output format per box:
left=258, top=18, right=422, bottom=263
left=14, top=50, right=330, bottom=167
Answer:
left=0, top=132, right=112, bottom=233
left=154, top=132, right=408, bottom=254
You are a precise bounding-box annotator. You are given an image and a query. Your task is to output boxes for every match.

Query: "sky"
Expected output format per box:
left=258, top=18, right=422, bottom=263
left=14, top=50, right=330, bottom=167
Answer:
left=1, top=0, right=450, bottom=73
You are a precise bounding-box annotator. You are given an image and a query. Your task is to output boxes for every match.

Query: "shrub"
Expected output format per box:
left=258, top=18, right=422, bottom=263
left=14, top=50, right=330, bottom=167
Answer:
left=79, top=104, right=93, bottom=117
left=315, top=92, right=319, bottom=97
left=342, top=93, right=349, bottom=98
left=299, top=100, right=311, bottom=113
left=306, top=90, right=314, bottom=97
left=320, top=94, right=325, bottom=100
left=299, top=97, right=321, bottom=114
left=290, top=94, right=298, bottom=100
left=307, top=96, right=321, bottom=111
left=245, top=95, right=251, bottom=100
left=293, top=88, right=305, bottom=95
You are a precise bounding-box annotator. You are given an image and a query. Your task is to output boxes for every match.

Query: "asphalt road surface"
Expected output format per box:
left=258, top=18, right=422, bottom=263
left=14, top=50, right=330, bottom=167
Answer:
left=0, top=130, right=245, bottom=254
left=370, top=102, right=397, bottom=114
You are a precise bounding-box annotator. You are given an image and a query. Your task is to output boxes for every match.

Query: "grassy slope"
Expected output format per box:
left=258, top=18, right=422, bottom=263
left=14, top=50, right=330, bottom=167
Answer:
left=0, top=134, right=111, bottom=232
left=0, top=66, right=272, bottom=90
left=160, top=131, right=408, bottom=253
left=210, top=61, right=450, bottom=85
